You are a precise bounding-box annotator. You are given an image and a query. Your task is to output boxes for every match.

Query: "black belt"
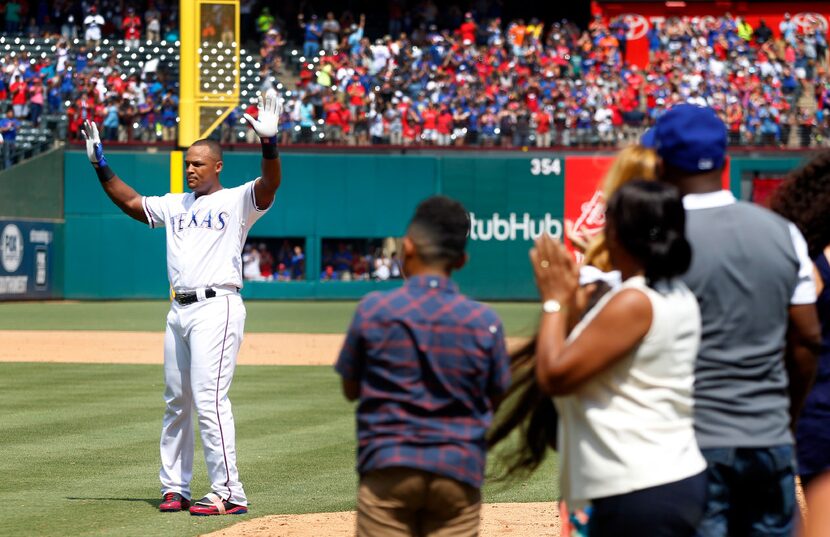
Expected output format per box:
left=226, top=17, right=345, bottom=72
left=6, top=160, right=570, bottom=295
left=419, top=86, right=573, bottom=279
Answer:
left=174, top=288, right=217, bottom=306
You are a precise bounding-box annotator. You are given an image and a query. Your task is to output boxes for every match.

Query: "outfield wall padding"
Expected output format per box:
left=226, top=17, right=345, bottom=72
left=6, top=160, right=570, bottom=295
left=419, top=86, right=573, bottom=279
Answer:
left=61, top=150, right=810, bottom=301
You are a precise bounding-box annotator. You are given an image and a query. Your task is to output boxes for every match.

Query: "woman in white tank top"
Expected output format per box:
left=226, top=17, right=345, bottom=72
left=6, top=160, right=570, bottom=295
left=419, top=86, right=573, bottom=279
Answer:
left=491, top=180, right=707, bottom=537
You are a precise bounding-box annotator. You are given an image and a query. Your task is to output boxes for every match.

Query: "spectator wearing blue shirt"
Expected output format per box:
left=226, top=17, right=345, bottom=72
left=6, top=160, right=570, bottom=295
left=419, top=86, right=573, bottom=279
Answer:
left=298, top=96, right=315, bottom=143
left=0, top=110, right=19, bottom=168
left=298, top=14, right=321, bottom=60
left=336, top=195, right=510, bottom=536
left=102, top=98, right=120, bottom=141
left=333, top=242, right=353, bottom=276
left=347, top=14, right=365, bottom=58
left=160, top=92, right=178, bottom=141
left=290, top=246, right=305, bottom=280
left=647, top=25, right=661, bottom=61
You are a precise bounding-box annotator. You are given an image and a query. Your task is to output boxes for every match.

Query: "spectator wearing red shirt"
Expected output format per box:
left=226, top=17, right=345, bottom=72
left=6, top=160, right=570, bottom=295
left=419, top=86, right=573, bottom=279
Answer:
left=122, top=7, right=142, bottom=49
left=324, top=96, right=344, bottom=144
left=421, top=104, right=438, bottom=144
left=534, top=107, right=552, bottom=147
left=459, top=13, right=477, bottom=45
left=339, top=105, right=352, bottom=143
left=10, top=75, right=28, bottom=119
left=346, top=76, right=365, bottom=116
left=401, top=100, right=420, bottom=146
left=436, top=105, right=453, bottom=146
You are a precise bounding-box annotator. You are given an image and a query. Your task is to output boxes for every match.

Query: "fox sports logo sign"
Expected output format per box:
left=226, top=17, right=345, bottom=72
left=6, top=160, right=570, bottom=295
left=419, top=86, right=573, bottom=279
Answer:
left=1, top=224, right=23, bottom=273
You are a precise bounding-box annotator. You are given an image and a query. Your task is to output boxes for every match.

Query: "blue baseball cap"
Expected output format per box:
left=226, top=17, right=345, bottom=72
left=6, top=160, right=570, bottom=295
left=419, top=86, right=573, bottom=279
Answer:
left=641, top=104, right=727, bottom=172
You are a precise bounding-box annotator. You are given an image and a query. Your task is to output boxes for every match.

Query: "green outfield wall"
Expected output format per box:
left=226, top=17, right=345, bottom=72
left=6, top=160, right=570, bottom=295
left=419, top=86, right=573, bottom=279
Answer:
left=51, top=150, right=815, bottom=301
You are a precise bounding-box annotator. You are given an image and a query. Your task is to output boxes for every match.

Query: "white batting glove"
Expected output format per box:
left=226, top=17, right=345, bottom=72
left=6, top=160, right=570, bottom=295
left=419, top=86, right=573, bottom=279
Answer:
left=80, top=120, right=108, bottom=167
left=243, top=89, right=282, bottom=140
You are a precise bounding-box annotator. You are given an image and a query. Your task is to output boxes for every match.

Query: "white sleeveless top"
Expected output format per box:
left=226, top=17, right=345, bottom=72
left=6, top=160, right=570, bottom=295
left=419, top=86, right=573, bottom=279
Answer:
left=555, top=276, right=706, bottom=509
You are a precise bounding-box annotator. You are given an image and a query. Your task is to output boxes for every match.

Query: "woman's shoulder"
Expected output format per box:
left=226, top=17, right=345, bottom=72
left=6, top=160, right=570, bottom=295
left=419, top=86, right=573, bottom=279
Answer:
left=620, top=277, right=698, bottom=320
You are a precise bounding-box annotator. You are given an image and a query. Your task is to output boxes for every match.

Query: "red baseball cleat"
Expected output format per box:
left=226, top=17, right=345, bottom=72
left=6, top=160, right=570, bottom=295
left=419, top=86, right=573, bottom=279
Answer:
left=159, top=492, right=191, bottom=512
left=189, top=492, right=248, bottom=516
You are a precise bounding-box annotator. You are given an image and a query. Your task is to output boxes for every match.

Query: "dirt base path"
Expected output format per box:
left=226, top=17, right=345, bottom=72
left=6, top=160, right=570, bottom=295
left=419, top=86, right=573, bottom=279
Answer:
left=0, top=331, right=527, bottom=365
left=203, top=502, right=560, bottom=537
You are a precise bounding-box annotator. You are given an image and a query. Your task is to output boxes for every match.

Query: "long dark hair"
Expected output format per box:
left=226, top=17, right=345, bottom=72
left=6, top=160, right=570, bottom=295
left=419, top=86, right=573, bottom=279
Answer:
left=487, top=282, right=611, bottom=477
left=769, top=150, right=830, bottom=259
left=606, top=180, right=691, bottom=284
left=486, top=336, right=556, bottom=477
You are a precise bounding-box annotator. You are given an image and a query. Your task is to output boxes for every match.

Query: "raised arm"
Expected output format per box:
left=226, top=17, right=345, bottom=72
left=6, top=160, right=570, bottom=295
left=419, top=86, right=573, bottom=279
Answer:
left=244, top=89, right=283, bottom=210
left=81, top=120, right=148, bottom=224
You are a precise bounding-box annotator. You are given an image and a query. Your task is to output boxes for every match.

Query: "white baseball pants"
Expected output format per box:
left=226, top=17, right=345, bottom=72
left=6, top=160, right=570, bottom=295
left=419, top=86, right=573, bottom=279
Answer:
left=159, top=293, right=248, bottom=506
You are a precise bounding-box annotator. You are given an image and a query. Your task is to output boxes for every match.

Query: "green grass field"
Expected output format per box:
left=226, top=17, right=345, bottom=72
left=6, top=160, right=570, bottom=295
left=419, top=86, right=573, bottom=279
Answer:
left=0, top=301, right=554, bottom=537
left=0, top=300, right=541, bottom=336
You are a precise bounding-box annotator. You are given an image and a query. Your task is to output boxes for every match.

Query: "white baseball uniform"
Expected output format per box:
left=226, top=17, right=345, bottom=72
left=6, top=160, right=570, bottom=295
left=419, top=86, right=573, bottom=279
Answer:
left=141, top=178, right=269, bottom=506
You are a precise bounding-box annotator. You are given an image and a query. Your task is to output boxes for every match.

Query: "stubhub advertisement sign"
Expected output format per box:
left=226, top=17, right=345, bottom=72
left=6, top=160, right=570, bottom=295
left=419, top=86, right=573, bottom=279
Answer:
left=0, top=219, right=61, bottom=300
left=440, top=155, right=567, bottom=299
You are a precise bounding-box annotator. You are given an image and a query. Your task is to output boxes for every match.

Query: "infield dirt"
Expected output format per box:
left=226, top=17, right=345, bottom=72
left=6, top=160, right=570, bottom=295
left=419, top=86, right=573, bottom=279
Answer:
left=0, top=331, right=528, bottom=365
left=203, top=502, right=560, bottom=537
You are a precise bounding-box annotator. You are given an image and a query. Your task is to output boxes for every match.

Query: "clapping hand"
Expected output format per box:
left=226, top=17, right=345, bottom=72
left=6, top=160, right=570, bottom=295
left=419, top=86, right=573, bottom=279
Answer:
left=530, top=233, right=579, bottom=304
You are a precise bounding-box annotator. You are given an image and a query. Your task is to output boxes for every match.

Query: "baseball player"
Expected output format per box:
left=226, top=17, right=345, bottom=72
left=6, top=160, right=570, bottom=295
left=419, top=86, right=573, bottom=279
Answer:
left=80, top=90, right=283, bottom=516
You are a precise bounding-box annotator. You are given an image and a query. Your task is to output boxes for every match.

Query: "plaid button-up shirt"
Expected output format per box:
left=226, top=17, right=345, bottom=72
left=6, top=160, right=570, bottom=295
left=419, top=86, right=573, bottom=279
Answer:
left=336, top=274, right=511, bottom=488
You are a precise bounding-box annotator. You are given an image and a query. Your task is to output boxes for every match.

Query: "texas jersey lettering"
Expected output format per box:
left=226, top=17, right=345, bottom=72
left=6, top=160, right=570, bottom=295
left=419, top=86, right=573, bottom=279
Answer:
left=168, top=209, right=230, bottom=232
left=142, top=179, right=266, bottom=291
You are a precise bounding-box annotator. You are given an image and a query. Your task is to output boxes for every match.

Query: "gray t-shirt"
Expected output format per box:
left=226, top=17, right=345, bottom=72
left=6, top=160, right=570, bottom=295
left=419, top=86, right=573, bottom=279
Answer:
left=681, top=191, right=814, bottom=449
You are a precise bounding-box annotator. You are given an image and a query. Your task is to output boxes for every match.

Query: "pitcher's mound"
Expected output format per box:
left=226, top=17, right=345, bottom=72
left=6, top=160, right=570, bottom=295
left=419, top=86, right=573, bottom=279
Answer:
left=204, top=502, right=559, bottom=536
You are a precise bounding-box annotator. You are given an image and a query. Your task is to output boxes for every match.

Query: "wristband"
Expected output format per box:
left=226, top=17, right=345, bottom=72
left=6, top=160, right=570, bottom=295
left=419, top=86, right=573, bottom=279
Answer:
left=95, top=165, right=115, bottom=183
left=93, top=143, right=108, bottom=168
left=261, top=137, right=279, bottom=160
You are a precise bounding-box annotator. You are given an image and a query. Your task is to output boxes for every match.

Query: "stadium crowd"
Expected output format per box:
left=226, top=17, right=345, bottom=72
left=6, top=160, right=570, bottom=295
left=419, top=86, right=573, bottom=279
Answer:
left=0, top=2, right=830, bottom=160
left=246, top=8, right=830, bottom=148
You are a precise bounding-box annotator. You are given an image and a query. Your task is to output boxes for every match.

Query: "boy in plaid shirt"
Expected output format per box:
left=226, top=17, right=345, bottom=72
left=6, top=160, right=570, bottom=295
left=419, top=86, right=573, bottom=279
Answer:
left=336, top=195, right=511, bottom=536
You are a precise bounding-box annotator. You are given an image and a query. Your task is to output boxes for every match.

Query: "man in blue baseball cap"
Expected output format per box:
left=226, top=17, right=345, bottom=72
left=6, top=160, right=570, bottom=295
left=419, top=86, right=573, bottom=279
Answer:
left=642, top=104, right=727, bottom=178
left=646, top=104, right=820, bottom=536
